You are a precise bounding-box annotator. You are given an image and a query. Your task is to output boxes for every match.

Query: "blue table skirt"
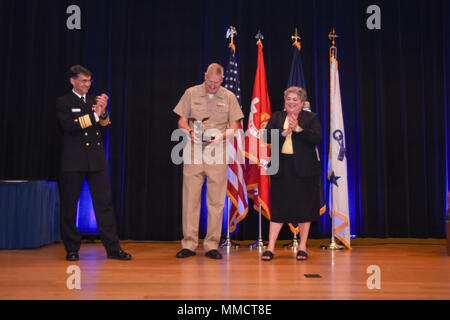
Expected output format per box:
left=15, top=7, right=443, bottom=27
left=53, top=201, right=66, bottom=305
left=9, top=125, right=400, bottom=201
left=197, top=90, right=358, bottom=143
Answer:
left=0, top=180, right=61, bottom=249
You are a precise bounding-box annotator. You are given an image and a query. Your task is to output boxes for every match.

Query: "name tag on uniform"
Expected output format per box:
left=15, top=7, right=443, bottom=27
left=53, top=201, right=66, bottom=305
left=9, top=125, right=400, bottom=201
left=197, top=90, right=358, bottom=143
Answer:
left=71, top=108, right=81, bottom=112
left=216, top=103, right=225, bottom=107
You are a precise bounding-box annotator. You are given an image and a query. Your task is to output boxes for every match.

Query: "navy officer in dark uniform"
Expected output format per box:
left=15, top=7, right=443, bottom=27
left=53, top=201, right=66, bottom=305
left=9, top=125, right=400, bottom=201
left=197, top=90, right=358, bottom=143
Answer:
left=56, top=65, right=131, bottom=261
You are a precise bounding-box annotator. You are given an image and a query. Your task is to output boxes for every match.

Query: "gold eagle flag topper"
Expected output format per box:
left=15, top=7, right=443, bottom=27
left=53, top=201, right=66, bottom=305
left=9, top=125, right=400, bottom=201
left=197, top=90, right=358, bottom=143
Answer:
left=329, top=28, right=338, bottom=59
left=291, top=27, right=301, bottom=51
left=226, top=26, right=237, bottom=53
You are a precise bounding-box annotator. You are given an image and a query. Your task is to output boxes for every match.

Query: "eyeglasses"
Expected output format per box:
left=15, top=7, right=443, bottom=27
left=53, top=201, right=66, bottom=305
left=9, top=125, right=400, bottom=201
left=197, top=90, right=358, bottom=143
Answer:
left=76, top=79, right=93, bottom=84
left=206, top=80, right=222, bottom=86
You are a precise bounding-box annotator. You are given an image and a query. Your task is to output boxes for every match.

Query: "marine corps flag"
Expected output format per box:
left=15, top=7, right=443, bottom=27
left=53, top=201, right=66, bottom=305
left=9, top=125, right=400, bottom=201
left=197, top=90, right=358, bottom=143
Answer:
left=245, top=37, right=271, bottom=220
left=328, top=32, right=351, bottom=249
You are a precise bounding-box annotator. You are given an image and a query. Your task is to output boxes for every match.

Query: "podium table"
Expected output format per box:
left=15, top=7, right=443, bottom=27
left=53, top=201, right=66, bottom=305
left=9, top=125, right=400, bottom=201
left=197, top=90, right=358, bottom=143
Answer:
left=447, top=219, right=450, bottom=256
left=0, top=180, right=61, bottom=249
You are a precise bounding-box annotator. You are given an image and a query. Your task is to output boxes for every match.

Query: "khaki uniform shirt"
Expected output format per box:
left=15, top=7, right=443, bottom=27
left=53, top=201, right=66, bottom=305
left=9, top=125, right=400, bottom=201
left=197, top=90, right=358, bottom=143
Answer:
left=174, top=84, right=244, bottom=164
left=173, top=83, right=244, bottom=131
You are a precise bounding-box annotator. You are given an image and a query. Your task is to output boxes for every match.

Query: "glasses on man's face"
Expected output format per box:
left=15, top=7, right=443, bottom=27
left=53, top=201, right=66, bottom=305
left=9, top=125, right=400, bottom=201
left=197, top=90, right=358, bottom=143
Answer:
left=205, top=80, right=221, bottom=86
left=77, top=79, right=93, bottom=84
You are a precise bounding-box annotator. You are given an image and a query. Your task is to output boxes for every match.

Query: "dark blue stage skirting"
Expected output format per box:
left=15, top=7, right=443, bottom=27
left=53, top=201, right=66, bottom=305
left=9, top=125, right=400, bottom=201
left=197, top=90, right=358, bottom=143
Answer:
left=0, top=180, right=61, bottom=249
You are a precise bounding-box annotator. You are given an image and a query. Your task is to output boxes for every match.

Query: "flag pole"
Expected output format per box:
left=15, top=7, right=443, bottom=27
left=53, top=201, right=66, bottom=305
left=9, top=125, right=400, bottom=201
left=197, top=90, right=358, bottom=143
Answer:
left=248, top=30, right=268, bottom=250
left=220, top=26, right=240, bottom=249
left=249, top=201, right=266, bottom=249
left=320, top=192, right=343, bottom=250
left=284, top=28, right=302, bottom=250
left=220, top=196, right=239, bottom=248
left=321, top=28, right=344, bottom=251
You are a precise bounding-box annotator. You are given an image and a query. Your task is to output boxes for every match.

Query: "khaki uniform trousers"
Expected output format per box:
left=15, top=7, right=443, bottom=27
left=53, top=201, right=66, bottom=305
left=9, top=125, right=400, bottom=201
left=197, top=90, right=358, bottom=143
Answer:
left=181, top=162, right=227, bottom=252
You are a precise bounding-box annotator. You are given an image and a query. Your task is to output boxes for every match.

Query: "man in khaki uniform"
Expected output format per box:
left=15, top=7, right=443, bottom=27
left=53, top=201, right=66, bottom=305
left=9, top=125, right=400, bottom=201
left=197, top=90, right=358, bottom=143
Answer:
left=173, top=63, right=244, bottom=259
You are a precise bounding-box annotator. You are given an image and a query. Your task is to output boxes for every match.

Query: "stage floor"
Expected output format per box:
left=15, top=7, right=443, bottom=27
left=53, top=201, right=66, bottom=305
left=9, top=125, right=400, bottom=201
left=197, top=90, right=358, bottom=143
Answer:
left=0, top=239, right=448, bottom=300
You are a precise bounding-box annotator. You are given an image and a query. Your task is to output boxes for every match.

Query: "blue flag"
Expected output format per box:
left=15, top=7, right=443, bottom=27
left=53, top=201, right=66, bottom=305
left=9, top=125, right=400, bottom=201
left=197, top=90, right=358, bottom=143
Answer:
left=287, top=45, right=311, bottom=112
left=286, top=41, right=326, bottom=237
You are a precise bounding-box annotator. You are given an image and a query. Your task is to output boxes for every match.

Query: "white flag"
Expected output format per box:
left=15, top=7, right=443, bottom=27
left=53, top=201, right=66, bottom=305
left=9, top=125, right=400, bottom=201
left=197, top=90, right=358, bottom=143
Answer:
left=328, top=56, right=351, bottom=249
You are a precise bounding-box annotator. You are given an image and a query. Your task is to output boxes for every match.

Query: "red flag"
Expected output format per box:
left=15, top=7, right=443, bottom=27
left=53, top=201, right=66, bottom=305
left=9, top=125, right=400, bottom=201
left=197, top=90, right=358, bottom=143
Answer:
left=245, top=40, right=271, bottom=220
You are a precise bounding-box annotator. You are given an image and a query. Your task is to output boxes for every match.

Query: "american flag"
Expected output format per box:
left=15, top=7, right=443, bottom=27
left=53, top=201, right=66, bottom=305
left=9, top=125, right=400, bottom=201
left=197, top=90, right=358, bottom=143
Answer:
left=223, top=46, right=249, bottom=232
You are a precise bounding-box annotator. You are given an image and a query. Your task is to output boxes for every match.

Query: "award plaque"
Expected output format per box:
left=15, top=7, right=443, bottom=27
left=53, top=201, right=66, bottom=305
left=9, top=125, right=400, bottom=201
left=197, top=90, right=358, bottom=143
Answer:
left=188, top=117, right=211, bottom=142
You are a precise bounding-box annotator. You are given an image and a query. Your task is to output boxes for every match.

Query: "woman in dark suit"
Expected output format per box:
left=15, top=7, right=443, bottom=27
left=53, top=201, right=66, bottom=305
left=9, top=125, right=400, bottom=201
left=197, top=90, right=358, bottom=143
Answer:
left=261, top=86, right=322, bottom=261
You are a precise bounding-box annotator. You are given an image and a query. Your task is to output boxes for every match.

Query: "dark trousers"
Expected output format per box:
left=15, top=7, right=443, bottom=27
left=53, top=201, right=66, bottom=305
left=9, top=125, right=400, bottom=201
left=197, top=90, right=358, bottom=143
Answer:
left=58, top=170, right=121, bottom=255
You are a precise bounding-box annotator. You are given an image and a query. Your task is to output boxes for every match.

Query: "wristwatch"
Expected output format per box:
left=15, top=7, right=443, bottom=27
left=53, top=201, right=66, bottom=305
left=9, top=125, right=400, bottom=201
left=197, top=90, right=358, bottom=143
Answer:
left=99, top=111, right=109, bottom=120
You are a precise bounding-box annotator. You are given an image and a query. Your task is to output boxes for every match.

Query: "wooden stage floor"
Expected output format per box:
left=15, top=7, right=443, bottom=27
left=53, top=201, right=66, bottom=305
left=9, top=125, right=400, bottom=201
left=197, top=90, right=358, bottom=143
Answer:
left=0, top=239, right=449, bottom=300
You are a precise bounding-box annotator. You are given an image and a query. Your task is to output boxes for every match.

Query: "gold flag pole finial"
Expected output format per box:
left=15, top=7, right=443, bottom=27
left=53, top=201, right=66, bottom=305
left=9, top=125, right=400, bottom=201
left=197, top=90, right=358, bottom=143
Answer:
left=255, top=30, right=264, bottom=48
left=291, top=27, right=301, bottom=51
left=226, top=26, right=237, bottom=53
left=329, top=28, right=338, bottom=59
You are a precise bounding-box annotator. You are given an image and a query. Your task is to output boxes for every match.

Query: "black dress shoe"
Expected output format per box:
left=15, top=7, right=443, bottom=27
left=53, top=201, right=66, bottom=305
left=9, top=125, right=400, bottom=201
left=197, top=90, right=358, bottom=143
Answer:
left=205, top=249, right=222, bottom=260
left=107, top=250, right=132, bottom=260
left=66, top=252, right=79, bottom=261
left=176, top=248, right=196, bottom=258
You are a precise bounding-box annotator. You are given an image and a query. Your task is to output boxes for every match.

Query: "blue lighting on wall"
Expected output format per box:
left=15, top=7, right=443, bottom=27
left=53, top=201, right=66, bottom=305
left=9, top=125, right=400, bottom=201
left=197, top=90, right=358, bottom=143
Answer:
left=75, top=1, right=113, bottom=234
left=75, top=128, right=110, bottom=234
left=445, top=0, right=450, bottom=215
left=76, top=181, right=98, bottom=233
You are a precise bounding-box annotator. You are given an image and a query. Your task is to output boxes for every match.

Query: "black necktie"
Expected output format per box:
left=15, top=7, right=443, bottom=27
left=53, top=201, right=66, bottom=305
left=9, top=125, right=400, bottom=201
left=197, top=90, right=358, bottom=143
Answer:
left=80, top=96, right=86, bottom=104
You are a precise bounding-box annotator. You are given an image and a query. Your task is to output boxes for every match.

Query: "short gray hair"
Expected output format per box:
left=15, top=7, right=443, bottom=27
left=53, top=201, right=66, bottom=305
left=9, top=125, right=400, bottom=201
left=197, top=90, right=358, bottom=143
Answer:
left=69, top=65, right=92, bottom=79
left=284, top=86, right=307, bottom=102
left=206, top=63, right=224, bottom=76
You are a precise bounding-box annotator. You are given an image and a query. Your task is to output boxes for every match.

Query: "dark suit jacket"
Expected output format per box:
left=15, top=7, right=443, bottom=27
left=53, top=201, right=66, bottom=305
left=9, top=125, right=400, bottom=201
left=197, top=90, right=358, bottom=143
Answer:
left=264, top=110, right=322, bottom=178
left=56, top=92, right=109, bottom=172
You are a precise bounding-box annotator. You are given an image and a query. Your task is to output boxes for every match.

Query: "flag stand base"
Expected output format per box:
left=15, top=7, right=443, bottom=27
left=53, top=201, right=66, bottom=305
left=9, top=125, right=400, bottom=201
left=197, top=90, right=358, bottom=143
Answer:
left=283, top=239, right=299, bottom=248
left=219, top=239, right=239, bottom=248
left=283, top=234, right=299, bottom=248
left=320, top=240, right=344, bottom=250
left=248, top=238, right=266, bottom=249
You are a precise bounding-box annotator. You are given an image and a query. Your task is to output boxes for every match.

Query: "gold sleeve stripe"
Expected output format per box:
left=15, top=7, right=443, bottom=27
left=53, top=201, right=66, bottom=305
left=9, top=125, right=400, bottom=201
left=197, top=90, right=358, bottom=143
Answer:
left=79, top=116, right=86, bottom=129
left=84, top=115, right=92, bottom=128
left=78, top=115, right=93, bottom=129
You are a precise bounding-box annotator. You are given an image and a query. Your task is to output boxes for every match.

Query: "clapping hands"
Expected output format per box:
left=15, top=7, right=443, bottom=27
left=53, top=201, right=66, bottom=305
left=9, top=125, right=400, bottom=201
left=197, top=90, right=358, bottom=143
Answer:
left=287, top=114, right=298, bottom=131
left=94, top=94, right=109, bottom=117
left=282, top=114, right=302, bottom=136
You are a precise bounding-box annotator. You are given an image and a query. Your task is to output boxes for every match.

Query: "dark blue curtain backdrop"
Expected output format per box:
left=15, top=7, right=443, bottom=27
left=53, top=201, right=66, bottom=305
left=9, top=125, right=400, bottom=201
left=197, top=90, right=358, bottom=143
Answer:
left=0, top=0, right=448, bottom=240
left=445, top=0, right=450, bottom=220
